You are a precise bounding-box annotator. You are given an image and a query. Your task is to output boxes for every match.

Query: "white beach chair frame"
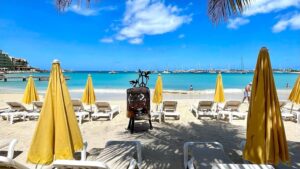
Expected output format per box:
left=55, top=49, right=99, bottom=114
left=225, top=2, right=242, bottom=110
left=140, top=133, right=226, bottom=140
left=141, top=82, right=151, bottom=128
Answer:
left=1, top=102, right=40, bottom=124
left=52, top=141, right=142, bottom=169
left=0, top=139, right=29, bottom=169
left=1, top=110, right=27, bottom=124
left=218, top=101, right=246, bottom=123
left=162, top=101, right=180, bottom=121
left=183, top=141, right=225, bottom=169
left=151, top=104, right=163, bottom=123
left=184, top=141, right=274, bottom=169
left=76, top=111, right=90, bottom=124
left=92, top=104, right=120, bottom=121
left=190, top=102, right=217, bottom=120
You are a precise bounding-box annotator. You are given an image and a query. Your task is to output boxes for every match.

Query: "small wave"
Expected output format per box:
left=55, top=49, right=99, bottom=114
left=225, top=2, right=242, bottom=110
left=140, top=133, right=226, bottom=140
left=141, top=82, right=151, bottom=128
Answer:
left=69, top=88, right=127, bottom=94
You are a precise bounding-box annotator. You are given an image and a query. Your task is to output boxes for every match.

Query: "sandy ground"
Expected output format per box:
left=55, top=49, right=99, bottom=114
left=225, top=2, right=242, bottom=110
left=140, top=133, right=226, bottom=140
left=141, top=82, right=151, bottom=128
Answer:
left=0, top=92, right=299, bottom=169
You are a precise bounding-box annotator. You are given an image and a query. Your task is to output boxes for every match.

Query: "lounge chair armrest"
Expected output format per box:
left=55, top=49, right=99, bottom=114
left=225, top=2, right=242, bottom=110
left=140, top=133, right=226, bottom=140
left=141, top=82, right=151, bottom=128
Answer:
left=183, top=142, right=224, bottom=169
left=0, top=139, right=18, bottom=159
left=191, top=104, right=196, bottom=110
left=53, top=160, right=109, bottom=169
left=105, top=140, right=142, bottom=167
left=111, top=105, right=120, bottom=112
left=128, top=158, right=138, bottom=169
left=187, top=157, right=195, bottom=169
left=81, top=141, right=88, bottom=161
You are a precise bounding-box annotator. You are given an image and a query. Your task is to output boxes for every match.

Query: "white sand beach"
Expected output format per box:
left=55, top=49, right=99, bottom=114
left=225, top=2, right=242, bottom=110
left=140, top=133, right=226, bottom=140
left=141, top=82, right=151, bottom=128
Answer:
left=0, top=91, right=299, bottom=169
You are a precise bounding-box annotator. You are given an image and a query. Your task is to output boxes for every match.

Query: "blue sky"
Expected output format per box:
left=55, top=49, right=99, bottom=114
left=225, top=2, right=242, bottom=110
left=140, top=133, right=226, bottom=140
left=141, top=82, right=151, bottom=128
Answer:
left=0, top=0, right=299, bottom=71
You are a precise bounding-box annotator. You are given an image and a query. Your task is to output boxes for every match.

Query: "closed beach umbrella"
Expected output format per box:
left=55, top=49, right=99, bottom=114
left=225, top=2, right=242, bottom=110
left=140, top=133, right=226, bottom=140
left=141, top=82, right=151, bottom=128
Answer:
left=214, top=73, right=225, bottom=111
left=288, top=75, right=300, bottom=112
left=152, top=74, right=163, bottom=109
left=153, top=74, right=163, bottom=103
left=81, top=74, right=96, bottom=110
left=27, top=60, right=83, bottom=165
left=22, top=75, right=39, bottom=104
left=243, top=47, right=289, bottom=164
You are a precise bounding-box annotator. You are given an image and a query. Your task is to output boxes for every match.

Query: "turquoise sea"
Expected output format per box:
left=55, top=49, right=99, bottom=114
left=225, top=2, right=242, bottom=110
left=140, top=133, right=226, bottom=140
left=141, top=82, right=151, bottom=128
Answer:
left=0, top=72, right=298, bottom=94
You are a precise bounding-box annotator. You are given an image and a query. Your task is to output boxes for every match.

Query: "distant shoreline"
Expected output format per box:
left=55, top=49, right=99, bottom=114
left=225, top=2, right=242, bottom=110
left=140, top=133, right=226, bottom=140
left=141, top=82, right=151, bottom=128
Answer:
left=0, top=87, right=291, bottom=94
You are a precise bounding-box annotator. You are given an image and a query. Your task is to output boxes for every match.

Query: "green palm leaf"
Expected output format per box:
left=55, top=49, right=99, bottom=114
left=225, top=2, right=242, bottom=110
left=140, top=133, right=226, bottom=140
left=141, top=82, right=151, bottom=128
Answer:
left=56, top=0, right=251, bottom=23
left=208, top=0, right=251, bottom=23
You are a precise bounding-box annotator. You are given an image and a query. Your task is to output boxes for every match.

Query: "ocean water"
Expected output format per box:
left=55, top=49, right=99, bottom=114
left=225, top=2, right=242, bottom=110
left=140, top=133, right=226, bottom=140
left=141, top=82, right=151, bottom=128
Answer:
left=0, top=72, right=298, bottom=94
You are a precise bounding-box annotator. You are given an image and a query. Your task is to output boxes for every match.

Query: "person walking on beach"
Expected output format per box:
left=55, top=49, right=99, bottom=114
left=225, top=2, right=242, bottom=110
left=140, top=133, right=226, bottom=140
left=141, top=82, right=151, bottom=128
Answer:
left=286, top=82, right=289, bottom=88
left=189, top=85, right=193, bottom=91
left=242, top=82, right=252, bottom=103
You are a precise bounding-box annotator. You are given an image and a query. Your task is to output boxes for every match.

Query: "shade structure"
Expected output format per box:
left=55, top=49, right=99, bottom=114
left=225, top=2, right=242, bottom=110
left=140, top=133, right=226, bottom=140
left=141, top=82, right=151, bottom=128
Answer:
left=152, top=74, right=163, bottom=104
left=243, top=47, right=289, bottom=165
left=22, top=76, right=39, bottom=104
left=214, top=73, right=225, bottom=103
left=81, top=74, right=96, bottom=105
left=27, top=60, right=83, bottom=165
left=288, top=75, right=300, bottom=104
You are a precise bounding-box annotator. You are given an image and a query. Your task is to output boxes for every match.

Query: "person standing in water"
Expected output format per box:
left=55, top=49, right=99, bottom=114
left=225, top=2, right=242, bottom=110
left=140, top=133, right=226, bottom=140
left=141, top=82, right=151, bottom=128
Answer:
left=242, top=82, right=252, bottom=103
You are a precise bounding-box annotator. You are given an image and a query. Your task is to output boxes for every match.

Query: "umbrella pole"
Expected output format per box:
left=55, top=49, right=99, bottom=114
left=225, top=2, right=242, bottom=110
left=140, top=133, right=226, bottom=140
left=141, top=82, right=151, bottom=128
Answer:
left=89, top=104, right=93, bottom=121
left=290, top=103, right=294, bottom=114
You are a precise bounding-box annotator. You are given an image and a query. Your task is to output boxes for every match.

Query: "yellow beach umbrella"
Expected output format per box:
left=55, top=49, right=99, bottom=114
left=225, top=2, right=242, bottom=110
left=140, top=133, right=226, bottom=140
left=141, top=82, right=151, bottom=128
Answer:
left=243, top=47, right=289, bottom=164
left=214, top=73, right=225, bottom=111
left=27, top=60, right=83, bottom=165
left=81, top=74, right=96, bottom=110
left=152, top=74, right=163, bottom=110
left=22, top=75, right=39, bottom=104
left=288, top=75, right=300, bottom=111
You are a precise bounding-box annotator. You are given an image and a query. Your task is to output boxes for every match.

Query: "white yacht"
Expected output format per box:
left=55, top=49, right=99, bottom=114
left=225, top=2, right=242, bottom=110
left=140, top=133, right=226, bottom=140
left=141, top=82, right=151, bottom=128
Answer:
left=162, top=70, right=171, bottom=74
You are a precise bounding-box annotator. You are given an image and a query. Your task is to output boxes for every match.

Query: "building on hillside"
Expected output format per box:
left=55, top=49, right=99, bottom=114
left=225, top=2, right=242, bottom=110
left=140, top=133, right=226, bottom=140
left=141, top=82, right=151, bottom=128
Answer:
left=0, top=50, right=14, bottom=70
left=0, top=50, right=39, bottom=72
left=10, top=57, right=29, bottom=71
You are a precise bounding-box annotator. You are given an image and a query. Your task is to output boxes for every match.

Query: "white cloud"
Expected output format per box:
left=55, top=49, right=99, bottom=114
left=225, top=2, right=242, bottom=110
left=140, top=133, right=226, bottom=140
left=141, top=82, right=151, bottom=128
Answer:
left=99, top=6, right=118, bottom=11
left=226, top=0, right=300, bottom=31
left=178, top=34, right=185, bottom=39
left=68, top=5, right=99, bottom=16
left=67, top=5, right=117, bottom=16
left=272, top=13, right=300, bottom=32
left=129, top=38, right=143, bottom=44
left=227, top=17, right=250, bottom=29
left=243, top=0, right=300, bottom=16
left=116, top=0, right=192, bottom=44
left=100, top=38, right=114, bottom=43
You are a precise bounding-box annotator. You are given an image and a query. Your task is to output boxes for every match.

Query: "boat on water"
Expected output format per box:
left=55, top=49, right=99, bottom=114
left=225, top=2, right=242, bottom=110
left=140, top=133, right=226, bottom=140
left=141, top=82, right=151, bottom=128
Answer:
left=162, top=70, right=171, bottom=74
left=240, top=70, right=248, bottom=74
left=108, top=71, right=117, bottom=74
left=208, top=70, right=217, bottom=74
left=62, top=69, right=73, bottom=73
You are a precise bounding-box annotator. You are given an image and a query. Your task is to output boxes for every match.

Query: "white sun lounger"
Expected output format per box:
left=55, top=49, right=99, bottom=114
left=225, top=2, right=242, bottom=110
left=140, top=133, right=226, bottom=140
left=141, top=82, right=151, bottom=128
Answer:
left=52, top=141, right=142, bottom=169
left=292, top=110, right=300, bottom=124
left=184, top=142, right=274, bottom=169
left=72, top=99, right=90, bottom=124
left=162, top=101, right=180, bottom=121
left=0, top=139, right=29, bottom=169
left=0, top=102, right=39, bottom=124
left=32, top=101, right=43, bottom=112
left=218, top=101, right=247, bottom=123
left=191, top=101, right=217, bottom=119
left=150, top=104, right=163, bottom=123
left=92, top=102, right=120, bottom=121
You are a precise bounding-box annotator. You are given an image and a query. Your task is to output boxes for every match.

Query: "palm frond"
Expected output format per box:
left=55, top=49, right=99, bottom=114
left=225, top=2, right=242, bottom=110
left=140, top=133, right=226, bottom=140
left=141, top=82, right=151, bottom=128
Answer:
left=208, top=0, right=251, bottom=24
left=56, top=0, right=91, bottom=11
